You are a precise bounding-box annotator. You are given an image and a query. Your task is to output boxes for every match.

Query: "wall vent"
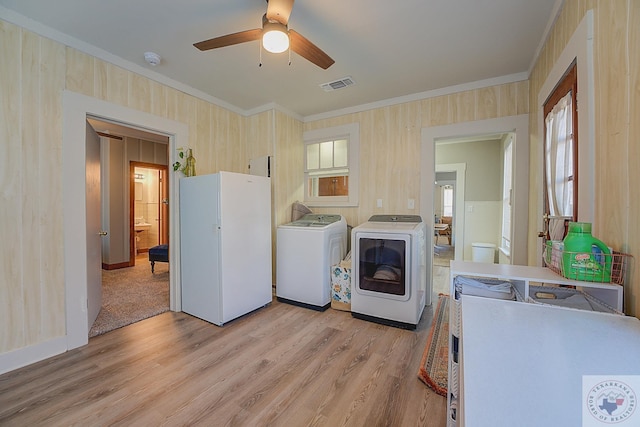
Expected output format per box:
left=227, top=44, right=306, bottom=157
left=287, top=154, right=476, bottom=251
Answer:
left=320, top=76, right=355, bottom=92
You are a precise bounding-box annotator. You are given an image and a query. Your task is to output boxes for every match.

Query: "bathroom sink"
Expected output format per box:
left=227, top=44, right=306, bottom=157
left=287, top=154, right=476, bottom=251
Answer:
left=135, top=223, right=152, bottom=231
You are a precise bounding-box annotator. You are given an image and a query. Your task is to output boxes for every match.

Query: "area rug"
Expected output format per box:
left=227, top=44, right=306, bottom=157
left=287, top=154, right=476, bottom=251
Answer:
left=89, top=258, right=169, bottom=337
left=418, top=293, right=449, bottom=396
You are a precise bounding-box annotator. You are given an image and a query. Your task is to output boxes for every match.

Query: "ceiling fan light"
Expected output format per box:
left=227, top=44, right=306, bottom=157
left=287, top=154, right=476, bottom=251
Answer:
left=262, top=23, right=289, bottom=54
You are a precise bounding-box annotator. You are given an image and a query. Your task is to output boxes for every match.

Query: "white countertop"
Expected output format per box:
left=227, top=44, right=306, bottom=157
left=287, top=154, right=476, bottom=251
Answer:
left=460, top=295, right=640, bottom=426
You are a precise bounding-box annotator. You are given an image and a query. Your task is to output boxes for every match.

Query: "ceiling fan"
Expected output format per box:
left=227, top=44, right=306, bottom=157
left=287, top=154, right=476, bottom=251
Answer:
left=193, top=0, right=334, bottom=70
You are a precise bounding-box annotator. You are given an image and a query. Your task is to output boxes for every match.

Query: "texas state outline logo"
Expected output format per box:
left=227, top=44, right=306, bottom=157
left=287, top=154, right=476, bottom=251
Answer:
left=583, top=376, right=639, bottom=426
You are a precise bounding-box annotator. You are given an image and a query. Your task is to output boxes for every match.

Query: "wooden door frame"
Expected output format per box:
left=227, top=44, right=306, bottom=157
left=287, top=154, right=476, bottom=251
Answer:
left=541, top=61, right=578, bottom=243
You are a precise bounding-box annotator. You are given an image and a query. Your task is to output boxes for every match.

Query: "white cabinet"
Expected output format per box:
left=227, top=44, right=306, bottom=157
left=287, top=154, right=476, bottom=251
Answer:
left=447, top=261, right=627, bottom=427
left=458, top=296, right=640, bottom=426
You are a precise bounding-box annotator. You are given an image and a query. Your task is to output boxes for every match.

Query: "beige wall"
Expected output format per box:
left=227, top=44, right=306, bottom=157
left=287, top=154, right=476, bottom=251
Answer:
left=436, top=139, right=502, bottom=202
left=304, top=83, right=528, bottom=227
left=528, top=0, right=640, bottom=316
left=0, top=20, right=275, bottom=356
left=1, top=21, right=67, bottom=353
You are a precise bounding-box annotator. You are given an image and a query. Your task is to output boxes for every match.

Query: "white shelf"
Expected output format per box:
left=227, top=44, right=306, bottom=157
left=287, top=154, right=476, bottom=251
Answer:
left=450, top=260, right=623, bottom=312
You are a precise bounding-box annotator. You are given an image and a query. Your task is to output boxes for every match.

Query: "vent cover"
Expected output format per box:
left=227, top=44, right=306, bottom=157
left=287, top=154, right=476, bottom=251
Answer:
left=320, top=76, right=355, bottom=92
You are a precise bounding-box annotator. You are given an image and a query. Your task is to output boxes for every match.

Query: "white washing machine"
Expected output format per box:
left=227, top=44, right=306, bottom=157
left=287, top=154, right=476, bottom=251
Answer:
left=351, top=215, right=429, bottom=329
left=277, top=214, right=347, bottom=310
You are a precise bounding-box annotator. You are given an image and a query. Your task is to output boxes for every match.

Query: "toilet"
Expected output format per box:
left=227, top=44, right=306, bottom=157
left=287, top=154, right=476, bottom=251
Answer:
left=472, top=242, right=496, bottom=263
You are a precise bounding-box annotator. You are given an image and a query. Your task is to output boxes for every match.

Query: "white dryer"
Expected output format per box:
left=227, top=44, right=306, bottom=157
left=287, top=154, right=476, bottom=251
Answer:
left=351, top=215, right=429, bottom=329
left=277, top=214, right=347, bottom=310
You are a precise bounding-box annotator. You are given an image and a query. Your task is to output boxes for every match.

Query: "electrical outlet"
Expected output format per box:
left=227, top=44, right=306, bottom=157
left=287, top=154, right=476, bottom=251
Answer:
left=408, top=199, right=415, bottom=209
left=377, top=199, right=383, bottom=208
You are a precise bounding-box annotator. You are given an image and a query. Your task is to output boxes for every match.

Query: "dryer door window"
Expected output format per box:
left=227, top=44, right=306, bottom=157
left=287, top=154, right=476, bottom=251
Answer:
left=357, top=236, right=407, bottom=297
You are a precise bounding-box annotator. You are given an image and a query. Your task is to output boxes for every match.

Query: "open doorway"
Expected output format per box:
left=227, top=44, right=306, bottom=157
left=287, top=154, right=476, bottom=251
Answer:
left=87, top=119, right=171, bottom=337
left=433, top=175, right=455, bottom=253
left=420, top=115, right=529, bottom=299
left=432, top=173, right=456, bottom=296
left=130, top=162, right=169, bottom=265
left=434, top=162, right=467, bottom=262
left=62, top=91, right=187, bottom=350
left=435, top=135, right=509, bottom=263
left=430, top=133, right=518, bottom=296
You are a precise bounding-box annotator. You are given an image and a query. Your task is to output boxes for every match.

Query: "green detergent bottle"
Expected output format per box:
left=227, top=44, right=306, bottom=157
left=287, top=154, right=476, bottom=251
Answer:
left=562, top=222, right=611, bottom=282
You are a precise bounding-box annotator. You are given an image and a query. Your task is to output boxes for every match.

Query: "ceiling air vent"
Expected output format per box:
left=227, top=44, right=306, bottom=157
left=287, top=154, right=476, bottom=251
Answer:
left=320, top=76, right=355, bottom=92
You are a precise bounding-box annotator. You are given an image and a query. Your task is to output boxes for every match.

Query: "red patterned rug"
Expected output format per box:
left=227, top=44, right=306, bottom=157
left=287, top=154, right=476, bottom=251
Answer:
left=418, top=294, right=449, bottom=396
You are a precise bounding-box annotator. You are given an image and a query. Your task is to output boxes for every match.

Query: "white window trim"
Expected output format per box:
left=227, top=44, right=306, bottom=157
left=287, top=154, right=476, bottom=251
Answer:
left=501, top=137, right=513, bottom=255
left=303, top=123, right=359, bottom=207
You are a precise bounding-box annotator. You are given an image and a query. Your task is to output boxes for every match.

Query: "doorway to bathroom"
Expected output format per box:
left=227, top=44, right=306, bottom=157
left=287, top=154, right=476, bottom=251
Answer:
left=421, top=115, right=530, bottom=302
left=63, top=92, right=186, bottom=349
left=130, top=162, right=169, bottom=266
left=86, top=118, right=171, bottom=337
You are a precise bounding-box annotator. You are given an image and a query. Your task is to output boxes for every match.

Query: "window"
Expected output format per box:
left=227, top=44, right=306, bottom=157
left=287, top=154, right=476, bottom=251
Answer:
left=442, top=186, right=453, bottom=217
left=303, top=123, right=359, bottom=207
left=501, top=137, right=513, bottom=251
left=545, top=91, right=574, bottom=218
left=542, top=61, right=577, bottom=241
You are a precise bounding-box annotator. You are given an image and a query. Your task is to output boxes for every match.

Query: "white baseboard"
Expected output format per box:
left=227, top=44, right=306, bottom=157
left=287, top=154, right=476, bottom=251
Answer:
left=0, top=337, right=68, bottom=375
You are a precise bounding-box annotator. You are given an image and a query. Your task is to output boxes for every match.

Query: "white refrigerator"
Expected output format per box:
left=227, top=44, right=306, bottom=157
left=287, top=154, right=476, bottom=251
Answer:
left=180, top=171, right=273, bottom=326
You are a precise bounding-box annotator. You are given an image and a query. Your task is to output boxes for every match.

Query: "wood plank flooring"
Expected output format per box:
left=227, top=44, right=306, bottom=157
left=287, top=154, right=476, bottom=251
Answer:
left=0, top=299, right=446, bottom=426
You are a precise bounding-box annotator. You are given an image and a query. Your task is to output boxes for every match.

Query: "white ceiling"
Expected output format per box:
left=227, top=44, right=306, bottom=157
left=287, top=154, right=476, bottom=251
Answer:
left=0, top=0, right=560, bottom=119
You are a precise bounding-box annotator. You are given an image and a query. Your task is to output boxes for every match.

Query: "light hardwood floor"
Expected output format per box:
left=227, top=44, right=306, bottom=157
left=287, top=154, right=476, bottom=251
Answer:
left=0, top=299, right=446, bottom=426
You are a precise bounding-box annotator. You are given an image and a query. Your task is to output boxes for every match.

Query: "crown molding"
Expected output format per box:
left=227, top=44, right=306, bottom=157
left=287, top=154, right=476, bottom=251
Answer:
left=303, top=72, right=529, bottom=123
left=244, top=102, right=304, bottom=121
left=0, top=6, right=245, bottom=116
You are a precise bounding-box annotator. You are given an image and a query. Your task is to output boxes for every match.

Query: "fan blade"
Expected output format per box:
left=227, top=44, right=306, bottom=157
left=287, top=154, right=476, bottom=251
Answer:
left=266, top=0, right=294, bottom=25
left=194, top=28, right=262, bottom=51
left=289, top=30, right=334, bottom=69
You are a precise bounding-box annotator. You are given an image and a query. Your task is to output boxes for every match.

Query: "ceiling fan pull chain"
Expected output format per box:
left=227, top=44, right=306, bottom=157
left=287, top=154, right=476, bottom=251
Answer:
left=288, top=45, right=291, bottom=66
left=259, top=39, right=263, bottom=67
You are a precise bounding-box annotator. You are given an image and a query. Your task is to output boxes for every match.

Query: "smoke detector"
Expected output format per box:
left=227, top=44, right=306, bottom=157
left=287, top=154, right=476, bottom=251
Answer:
left=144, top=51, right=161, bottom=66
left=320, top=76, right=355, bottom=92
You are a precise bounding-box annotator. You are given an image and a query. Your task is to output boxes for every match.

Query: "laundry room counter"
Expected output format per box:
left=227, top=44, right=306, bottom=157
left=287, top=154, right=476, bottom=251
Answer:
left=458, top=295, right=640, bottom=426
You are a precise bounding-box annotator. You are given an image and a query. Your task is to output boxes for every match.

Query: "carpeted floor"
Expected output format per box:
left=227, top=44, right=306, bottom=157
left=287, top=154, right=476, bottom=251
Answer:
left=418, top=293, right=449, bottom=396
left=89, top=255, right=169, bottom=337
